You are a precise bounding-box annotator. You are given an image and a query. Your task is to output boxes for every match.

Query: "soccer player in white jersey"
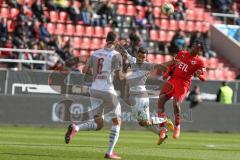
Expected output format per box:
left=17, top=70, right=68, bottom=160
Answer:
left=124, top=47, right=176, bottom=136
left=65, top=31, right=127, bottom=159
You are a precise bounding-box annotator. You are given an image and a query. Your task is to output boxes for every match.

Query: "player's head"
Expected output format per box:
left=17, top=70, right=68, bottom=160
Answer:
left=222, top=81, right=228, bottom=86
left=106, top=31, right=117, bottom=45
left=136, top=47, right=148, bottom=64
left=191, top=40, right=203, bottom=55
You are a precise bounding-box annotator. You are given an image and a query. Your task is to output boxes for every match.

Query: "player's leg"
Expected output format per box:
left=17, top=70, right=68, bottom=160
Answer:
left=172, top=98, right=181, bottom=139
left=104, top=93, right=122, bottom=159
left=157, top=94, right=170, bottom=145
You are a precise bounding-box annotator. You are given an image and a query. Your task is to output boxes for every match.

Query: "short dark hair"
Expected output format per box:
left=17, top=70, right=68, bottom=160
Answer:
left=138, top=47, right=148, bottom=54
left=106, top=31, right=117, bottom=43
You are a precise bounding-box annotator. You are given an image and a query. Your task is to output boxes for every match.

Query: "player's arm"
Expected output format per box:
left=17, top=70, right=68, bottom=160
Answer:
left=113, top=53, right=132, bottom=80
left=195, top=60, right=206, bottom=81
left=82, top=56, right=93, bottom=74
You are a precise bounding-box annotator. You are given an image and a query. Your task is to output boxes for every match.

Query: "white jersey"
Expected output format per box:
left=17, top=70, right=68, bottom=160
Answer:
left=87, top=48, right=122, bottom=94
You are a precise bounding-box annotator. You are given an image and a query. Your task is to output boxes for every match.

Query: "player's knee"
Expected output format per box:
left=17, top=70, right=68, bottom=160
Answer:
left=138, top=120, right=151, bottom=127
left=94, top=115, right=104, bottom=130
left=112, top=118, right=121, bottom=126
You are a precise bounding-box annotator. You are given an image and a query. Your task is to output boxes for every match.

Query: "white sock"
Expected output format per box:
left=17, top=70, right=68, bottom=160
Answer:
left=147, top=125, right=160, bottom=135
left=107, top=125, right=120, bottom=155
left=75, top=121, right=97, bottom=132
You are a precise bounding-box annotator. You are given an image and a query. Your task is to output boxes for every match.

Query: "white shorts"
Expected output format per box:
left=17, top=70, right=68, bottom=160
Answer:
left=130, top=96, right=150, bottom=122
left=90, top=89, right=121, bottom=119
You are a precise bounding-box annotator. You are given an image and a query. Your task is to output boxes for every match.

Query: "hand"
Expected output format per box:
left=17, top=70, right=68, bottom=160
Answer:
left=173, top=57, right=180, bottom=64
left=195, top=69, right=203, bottom=77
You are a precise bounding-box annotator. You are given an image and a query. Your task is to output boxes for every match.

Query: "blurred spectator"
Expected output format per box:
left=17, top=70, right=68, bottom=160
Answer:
left=32, top=0, right=45, bottom=22
left=127, top=33, right=142, bottom=57
left=39, top=22, right=51, bottom=44
left=214, top=0, right=232, bottom=13
left=145, top=7, right=156, bottom=29
left=131, top=0, right=149, bottom=6
left=97, top=0, right=114, bottom=26
left=80, top=0, right=94, bottom=25
left=216, top=81, right=233, bottom=104
left=171, top=7, right=185, bottom=20
left=45, top=0, right=58, bottom=10
left=6, top=0, right=21, bottom=8
left=169, top=31, right=186, bottom=54
left=68, top=0, right=82, bottom=22
left=54, top=0, right=68, bottom=11
left=201, top=31, right=216, bottom=58
left=187, top=85, right=202, bottom=108
left=0, top=18, right=9, bottom=47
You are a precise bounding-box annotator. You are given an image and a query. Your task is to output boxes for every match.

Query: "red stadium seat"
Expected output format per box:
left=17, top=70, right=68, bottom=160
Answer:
left=207, top=70, right=216, bottom=80
left=47, top=23, right=55, bottom=34
left=152, top=0, right=162, bottom=6
left=50, top=11, right=59, bottom=22
left=59, top=12, right=68, bottom=22
left=76, top=25, right=84, bottom=36
left=202, top=22, right=210, bottom=32
left=186, top=10, right=195, bottom=20
left=73, top=37, right=82, bottom=48
left=94, top=26, right=104, bottom=38
left=117, top=4, right=126, bottom=15
left=10, top=8, right=19, bottom=19
left=81, top=37, right=91, bottom=50
left=65, top=24, right=75, bottom=36
left=155, top=54, right=164, bottom=63
left=150, top=30, right=159, bottom=41
left=7, top=20, right=16, bottom=32
left=166, top=31, right=175, bottom=42
left=153, top=7, right=161, bottom=18
left=104, top=27, right=112, bottom=37
left=208, top=57, right=218, bottom=69
left=55, top=23, right=65, bottom=35
left=73, top=49, right=80, bottom=57
left=195, top=9, right=204, bottom=21
left=160, top=19, right=169, bottom=30
left=185, top=21, right=194, bottom=32
left=126, top=5, right=136, bottom=16
left=195, top=21, right=203, bottom=32
left=159, top=30, right=166, bottom=42
left=147, top=54, right=155, bottom=62
left=1, top=7, right=9, bottom=18
left=178, top=20, right=185, bottom=31
left=90, top=38, right=101, bottom=50
left=164, top=55, right=172, bottom=62
left=169, top=20, right=178, bottom=31
left=84, top=26, right=94, bottom=37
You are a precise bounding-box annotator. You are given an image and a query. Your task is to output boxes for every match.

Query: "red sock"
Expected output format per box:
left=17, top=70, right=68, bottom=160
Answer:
left=158, top=112, right=166, bottom=127
left=174, top=114, right=181, bottom=126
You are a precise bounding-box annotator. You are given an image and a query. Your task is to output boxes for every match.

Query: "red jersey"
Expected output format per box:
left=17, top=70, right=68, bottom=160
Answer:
left=172, top=50, right=206, bottom=85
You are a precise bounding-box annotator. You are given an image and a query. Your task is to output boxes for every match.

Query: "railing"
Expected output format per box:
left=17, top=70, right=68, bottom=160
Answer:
left=212, top=12, right=239, bottom=25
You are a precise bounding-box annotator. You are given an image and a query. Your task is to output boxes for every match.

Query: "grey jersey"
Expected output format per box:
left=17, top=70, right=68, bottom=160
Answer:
left=87, top=48, right=122, bottom=93
left=126, top=62, right=155, bottom=91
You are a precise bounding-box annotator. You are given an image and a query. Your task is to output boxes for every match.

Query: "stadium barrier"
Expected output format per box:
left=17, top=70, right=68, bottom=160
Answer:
left=0, top=94, right=240, bottom=132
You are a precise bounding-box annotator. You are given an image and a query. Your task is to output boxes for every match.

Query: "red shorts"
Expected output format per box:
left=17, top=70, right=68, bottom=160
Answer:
left=160, top=78, right=190, bottom=102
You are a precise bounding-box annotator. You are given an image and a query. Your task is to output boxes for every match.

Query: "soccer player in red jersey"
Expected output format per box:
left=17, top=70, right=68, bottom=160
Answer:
left=157, top=40, right=206, bottom=144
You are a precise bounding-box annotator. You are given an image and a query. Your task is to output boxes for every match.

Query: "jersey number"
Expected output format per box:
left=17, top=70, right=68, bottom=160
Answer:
left=97, top=58, right=104, bottom=74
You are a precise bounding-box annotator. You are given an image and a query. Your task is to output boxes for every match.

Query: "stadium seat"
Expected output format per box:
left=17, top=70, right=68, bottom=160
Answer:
left=159, top=30, right=166, bottom=42
left=1, top=7, right=9, bottom=18
left=55, top=23, right=65, bottom=35
left=207, top=70, right=216, bottom=80
left=7, top=20, right=15, bottom=32
left=160, top=19, right=168, bottom=30
left=84, top=26, right=94, bottom=37
left=178, top=20, right=185, bottom=31
left=73, top=49, right=80, bottom=57
left=186, top=10, right=195, bottom=20
left=47, top=23, right=55, bottom=34
left=153, top=7, right=161, bottom=18
left=202, top=22, right=210, bottom=32
left=156, top=54, right=164, bottom=63
left=76, top=25, right=84, bottom=36
left=195, top=21, right=203, bottom=32
left=185, top=21, right=194, bottom=32
left=126, top=5, right=136, bottom=16
left=94, top=26, right=104, bottom=38
left=65, top=24, right=75, bottom=36
left=73, top=37, right=82, bottom=48
left=166, top=31, right=175, bottom=42
left=59, top=12, right=68, bottom=22
left=169, top=20, right=178, bottom=31
left=150, top=30, right=159, bottom=41
left=50, top=11, right=59, bottom=22
left=195, top=9, right=204, bottom=21
left=147, top=54, right=155, bottom=62
left=104, top=27, right=112, bottom=37
left=10, top=8, right=19, bottom=19
left=90, top=38, right=101, bottom=50
left=81, top=37, right=91, bottom=50
left=152, top=0, right=162, bottom=6
left=117, top=4, right=126, bottom=15
left=208, top=57, right=218, bottom=69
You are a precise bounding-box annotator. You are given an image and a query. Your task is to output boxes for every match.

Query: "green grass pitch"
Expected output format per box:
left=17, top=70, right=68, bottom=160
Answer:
left=0, top=126, right=240, bottom=160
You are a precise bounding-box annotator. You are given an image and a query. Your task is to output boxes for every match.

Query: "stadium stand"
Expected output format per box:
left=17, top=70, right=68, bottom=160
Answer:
left=0, top=0, right=239, bottom=80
